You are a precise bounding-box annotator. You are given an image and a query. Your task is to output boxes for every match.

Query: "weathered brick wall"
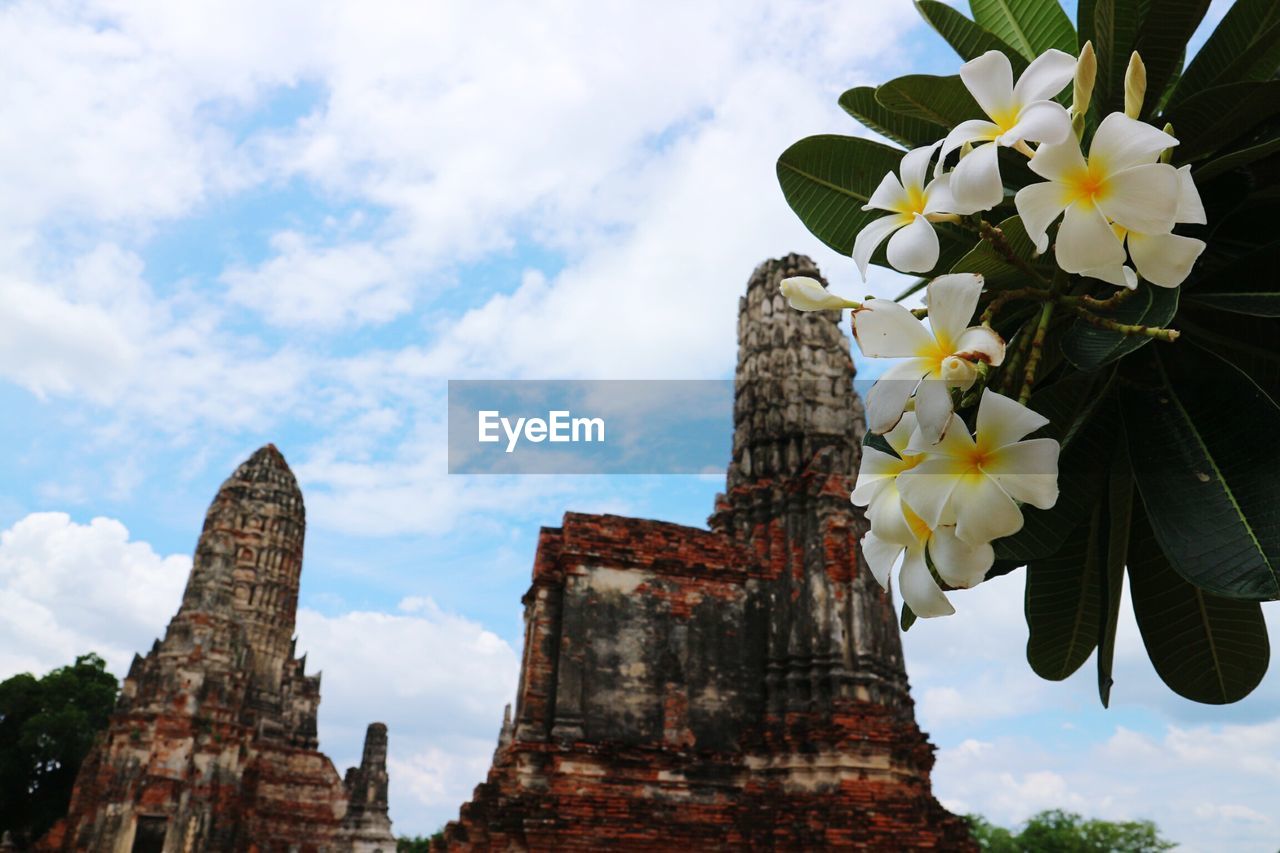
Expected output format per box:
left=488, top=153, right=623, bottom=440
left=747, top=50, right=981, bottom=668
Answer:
left=436, top=256, right=974, bottom=851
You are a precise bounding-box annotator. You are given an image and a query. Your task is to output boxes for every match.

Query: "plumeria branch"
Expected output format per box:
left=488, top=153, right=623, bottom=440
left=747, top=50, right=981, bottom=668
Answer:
left=1018, top=301, right=1055, bottom=404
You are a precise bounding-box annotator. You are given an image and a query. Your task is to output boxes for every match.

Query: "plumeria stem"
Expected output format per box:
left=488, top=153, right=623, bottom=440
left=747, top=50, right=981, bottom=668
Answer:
left=1018, top=302, right=1054, bottom=404
left=1000, top=320, right=1037, bottom=395
left=1070, top=305, right=1180, bottom=341
left=1077, top=287, right=1138, bottom=311
left=981, top=287, right=1041, bottom=326
left=977, top=220, right=1052, bottom=287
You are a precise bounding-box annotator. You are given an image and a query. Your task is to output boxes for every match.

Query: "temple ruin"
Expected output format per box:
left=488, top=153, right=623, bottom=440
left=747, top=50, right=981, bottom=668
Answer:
left=434, top=256, right=973, bottom=849
left=39, top=446, right=396, bottom=853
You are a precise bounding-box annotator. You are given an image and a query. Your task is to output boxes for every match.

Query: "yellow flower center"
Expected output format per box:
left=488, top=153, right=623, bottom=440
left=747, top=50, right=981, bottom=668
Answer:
left=896, top=184, right=928, bottom=218
left=903, top=503, right=932, bottom=541
left=1062, top=159, right=1110, bottom=208
left=989, top=107, right=1020, bottom=135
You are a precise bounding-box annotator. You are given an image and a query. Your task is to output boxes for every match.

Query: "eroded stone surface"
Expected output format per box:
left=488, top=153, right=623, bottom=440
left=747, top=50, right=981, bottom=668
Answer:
left=39, top=447, right=396, bottom=853
left=435, top=256, right=974, bottom=850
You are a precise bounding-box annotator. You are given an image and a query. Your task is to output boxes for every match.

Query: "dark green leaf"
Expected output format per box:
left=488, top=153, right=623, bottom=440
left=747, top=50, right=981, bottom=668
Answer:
left=949, top=215, right=1043, bottom=290
left=1173, top=0, right=1280, bottom=105
left=901, top=601, right=918, bottom=632
left=915, top=1, right=1029, bottom=70
left=1122, top=344, right=1280, bottom=600
left=1061, top=284, right=1178, bottom=371
left=1165, top=81, right=1280, bottom=162
left=838, top=86, right=945, bottom=149
left=875, top=75, right=983, bottom=130
left=862, top=429, right=897, bottom=458
left=1085, top=0, right=1141, bottom=116
left=1025, top=502, right=1103, bottom=681
left=1097, top=437, right=1132, bottom=707
left=1184, top=237, right=1280, bottom=317
left=776, top=135, right=906, bottom=257
left=1193, top=136, right=1280, bottom=183
left=1132, top=0, right=1211, bottom=120
left=1127, top=502, right=1270, bottom=704
left=969, top=0, right=1076, bottom=60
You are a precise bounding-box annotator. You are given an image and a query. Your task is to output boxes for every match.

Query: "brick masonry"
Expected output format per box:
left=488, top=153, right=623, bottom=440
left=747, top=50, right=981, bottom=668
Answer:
left=38, top=447, right=397, bottom=853
left=434, top=256, right=975, bottom=850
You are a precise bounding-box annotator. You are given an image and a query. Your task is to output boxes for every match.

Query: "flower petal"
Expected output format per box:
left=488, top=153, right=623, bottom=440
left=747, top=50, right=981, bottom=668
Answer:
left=923, top=172, right=958, bottom=215
left=976, top=388, right=1049, bottom=449
left=883, top=411, right=918, bottom=457
left=950, top=141, right=1005, bottom=214
left=906, top=411, right=978, bottom=458
left=928, top=525, right=995, bottom=589
left=1027, top=137, right=1087, bottom=182
left=862, top=532, right=903, bottom=591
left=899, top=546, right=956, bottom=618
left=1000, top=100, right=1071, bottom=147
left=779, top=276, right=859, bottom=311
left=1015, top=181, right=1069, bottom=254
left=1080, top=264, right=1138, bottom=289
left=1090, top=112, right=1177, bottom=173
left=866, top=170, right=909, bottom=212
left=984, top=437, right=1060, bottom=509
left=925, top=273, right=984, bottom=351
left=914, top=376, right=956, bottom=445
left=897, top=455, right=966, bottom=528
left=938, top=119, right=1001, bottom=171
left=868, top=489, right=917, bottom=546
left=1175, top=165, right=1206, bottom=225
left=1012, top=48, right=1077, bottom=104
left=1097, top=163, right=1180, bottom=235
left=886, top=213, right=940, bottom=274
left=1056, top=202, right=1127, bottom=273
left=852, top=214, right=906, bottom=281
left=953, top=325, right=1006, bottom=366
left=853, top=300, right=935, bottom=358
left=864, top=359, right=930, bottom=434
left=899, top=142, right=942, bottom=193
left=1128, top=231, right=1206, bottom=288
left=960, top=50, right=1015, bottom=120
left=851, top=446, right=904, bottom=506
left=952, top=473, right=1025, bottom=545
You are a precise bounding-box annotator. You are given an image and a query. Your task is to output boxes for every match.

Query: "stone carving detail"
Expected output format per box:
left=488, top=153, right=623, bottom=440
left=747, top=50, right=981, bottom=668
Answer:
left=38, top=446, right=395, bottom=852
left=435, top=256, right=974, bottom=850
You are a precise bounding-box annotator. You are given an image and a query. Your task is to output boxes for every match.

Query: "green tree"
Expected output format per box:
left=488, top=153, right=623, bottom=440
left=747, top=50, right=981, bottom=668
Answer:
left=0, top=653, right=119, bottom=844
left=967, top=809, right=1177, bottom=852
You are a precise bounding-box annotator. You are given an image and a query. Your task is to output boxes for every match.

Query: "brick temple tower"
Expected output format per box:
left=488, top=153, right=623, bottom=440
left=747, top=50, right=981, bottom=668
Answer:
left=40, top=447, right=396, bottom=853
left=436, top=256, right=973, bottom=850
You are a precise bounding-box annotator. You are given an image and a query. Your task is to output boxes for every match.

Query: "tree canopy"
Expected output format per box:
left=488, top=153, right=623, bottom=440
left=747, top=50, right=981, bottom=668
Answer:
left=967, top=809, right=1177, bottom=852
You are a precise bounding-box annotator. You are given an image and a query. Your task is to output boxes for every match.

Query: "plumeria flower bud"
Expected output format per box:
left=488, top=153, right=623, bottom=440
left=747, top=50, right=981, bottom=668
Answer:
left=1073, top=41, right=1096, bottom=117
left=937, top=49, right=1076, bottom=213
left=779, top=276, right=860, bottom=311
left=1014, top=113, right=1181, bottom=276
left=897, top=389, right=1060, bottom=548
left=855, top=142, right=963, bottom=279
left=1124, top=51, right=1147, bottom=119
left=852, top=273, right=1004, bottom=444
left=1160, top=122, right=1175, bottom=164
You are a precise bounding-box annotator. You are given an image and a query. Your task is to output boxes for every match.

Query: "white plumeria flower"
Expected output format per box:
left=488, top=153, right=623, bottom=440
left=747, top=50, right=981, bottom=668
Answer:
left=1083, top=164, right=1208, bottom=289
left=853, top=273, right=1004, bottom=444
left=779, top=276, right=859, bottom=311
left=938, top=49, right=1076, bottom=214
left=897, top=389, right=1060, bottom=548
left=852, top=413, right=923, bottom=544
left=854, top=142, right=961, bottom=280
left=1014, top=113, right=1181, bottom=276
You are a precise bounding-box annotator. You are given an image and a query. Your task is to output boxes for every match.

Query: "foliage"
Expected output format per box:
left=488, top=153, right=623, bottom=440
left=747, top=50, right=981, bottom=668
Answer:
left=398, top=832, right=444, bottom=852
left=778, top=0, right=1280, bottom=705
left=967, top=809, right=1177, bottom=852
left=0, top=653, right=119, bottom=844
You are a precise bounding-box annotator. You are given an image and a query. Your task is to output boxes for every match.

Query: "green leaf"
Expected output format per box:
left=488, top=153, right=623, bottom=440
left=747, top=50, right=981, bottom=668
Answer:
left=901, top=601, right=918, bottom=632
left=1165, top=81, right=1280, bottom=162
left=875, top=75, right=983, bottom=130
left=1131, top=0, right=1211, bottom=120
left=1173, top=0, right=1280, bottom=104
left=776, top=135, right=906, bottom=257
left=1025, top=503, right=1103, bottom=681
left=915, top=1, right=1029, bottom=70
left=1085, top=0, right=1141, bottom=116
left=1127, top=503, right=1270, bottom=704
left=1178, top=308, right=1280, bottom=396
left=969, top=0, right=1076, bottom=60
left=1185, top=238, right=1280, bottom=317
left=1061, top=284, right=1178, bottom=371
left=949, top=215, right=1043, bottom=290
left=1121, top=344, right=1280, bottom=601
left=838, top=86, right=945, bottom=149
left=1097, top=438, right=1132, bottom=707
left=1193, top=136, right=1280, bottom=183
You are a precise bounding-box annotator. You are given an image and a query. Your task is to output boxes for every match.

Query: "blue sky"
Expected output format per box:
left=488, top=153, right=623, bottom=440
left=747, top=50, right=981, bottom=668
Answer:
left=2, top=0, right=1276, bottom=848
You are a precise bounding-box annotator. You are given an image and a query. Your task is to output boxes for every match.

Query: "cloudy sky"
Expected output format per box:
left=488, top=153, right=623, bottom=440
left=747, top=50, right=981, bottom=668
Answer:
left=2, top=0, right=1275, bottom=849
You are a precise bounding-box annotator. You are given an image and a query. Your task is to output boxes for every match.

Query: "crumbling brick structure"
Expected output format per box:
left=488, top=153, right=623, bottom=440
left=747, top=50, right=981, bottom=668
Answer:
left=436, top=255, right=974, bottom=850
left=39, top=446, right=396, bottom=853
